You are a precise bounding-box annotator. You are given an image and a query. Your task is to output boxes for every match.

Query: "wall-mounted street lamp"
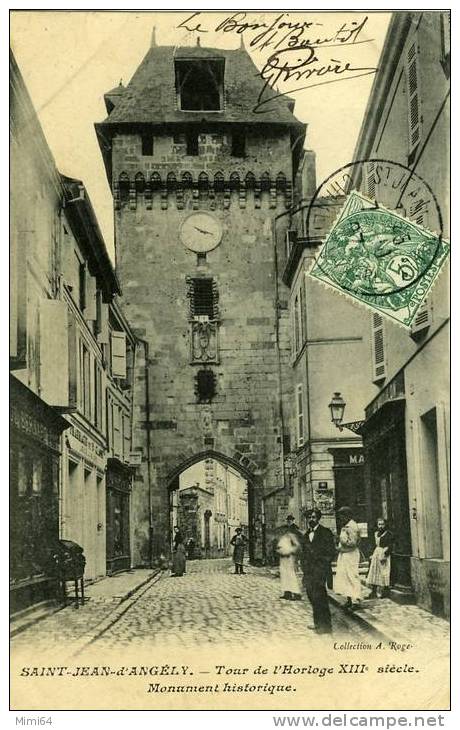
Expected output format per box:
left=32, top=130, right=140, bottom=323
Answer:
left=328, top=392, right=365, bottom=434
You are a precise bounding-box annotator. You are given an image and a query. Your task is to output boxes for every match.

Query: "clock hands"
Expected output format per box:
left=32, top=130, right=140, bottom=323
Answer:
left=193, top=226, right=213, bottom=236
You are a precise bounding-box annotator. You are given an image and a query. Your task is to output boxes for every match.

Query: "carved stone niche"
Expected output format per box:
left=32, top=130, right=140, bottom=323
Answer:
left=190, top=320, right=219, bottom=364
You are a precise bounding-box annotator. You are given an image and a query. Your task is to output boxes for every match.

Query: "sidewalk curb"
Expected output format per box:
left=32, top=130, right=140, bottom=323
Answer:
left=72, top=569, right=163, bottom=656
left=11, top=569, right=162, bottom=642
left=10, top=603, right=67, bottom=638
left=328, top=591, right=391, bottom=642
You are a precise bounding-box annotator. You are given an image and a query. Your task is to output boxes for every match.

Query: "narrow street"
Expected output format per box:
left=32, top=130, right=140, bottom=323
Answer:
left=12, top=559, right=371, bottom=656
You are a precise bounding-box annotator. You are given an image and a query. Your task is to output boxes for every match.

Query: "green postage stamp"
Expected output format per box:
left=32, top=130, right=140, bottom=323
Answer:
left=308, top=190, right=450, bottom=327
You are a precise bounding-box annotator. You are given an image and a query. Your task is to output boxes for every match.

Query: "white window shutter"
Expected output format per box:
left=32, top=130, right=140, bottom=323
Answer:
left=411, top=299, right=432, bottom=336
left=111, top=331, right=127, bottom=378
left=40, top=300, right=69, bottom=406
left=97, top=300, right=109, bottom=344
left=85, top=275, right=97, bottom=320
left=406, top=42, right=422, bottom=157
left=371, top=313, right=386, bottom=383
left=62, top=232, right=75, bottom=288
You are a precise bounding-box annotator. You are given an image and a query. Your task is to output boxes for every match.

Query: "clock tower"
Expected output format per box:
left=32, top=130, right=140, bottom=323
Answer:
left=96, top=37, right=306, bottom=564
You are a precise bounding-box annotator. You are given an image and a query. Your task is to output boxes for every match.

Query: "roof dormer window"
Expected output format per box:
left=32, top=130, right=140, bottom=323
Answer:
left=175, top=59, right=224, bottom=111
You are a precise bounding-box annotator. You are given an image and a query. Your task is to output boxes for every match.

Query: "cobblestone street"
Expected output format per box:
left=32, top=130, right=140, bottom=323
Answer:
left=12, top=559, right=374, bottom=657
left=95, top=559, right=374, bottom=650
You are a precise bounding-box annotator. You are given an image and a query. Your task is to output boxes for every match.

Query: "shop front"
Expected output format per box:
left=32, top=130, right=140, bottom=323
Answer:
left=361, top=373, right=412, bottom=589
left=10, top=376, right=70, bottom=613
left=106, top=458, right=132, bottom=575
left=329, top=447, right=370, bottom=556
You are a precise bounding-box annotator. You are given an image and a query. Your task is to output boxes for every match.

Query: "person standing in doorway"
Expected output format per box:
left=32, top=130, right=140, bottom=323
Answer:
left=334, top=506, right=362, bottom=609
left=300, top=508, right=335, bottom=634
left=367, top=517, right=393, bottom=598
left=277, top=515, right=303, bottom=600
left=230, top=527, right=247, bottom=574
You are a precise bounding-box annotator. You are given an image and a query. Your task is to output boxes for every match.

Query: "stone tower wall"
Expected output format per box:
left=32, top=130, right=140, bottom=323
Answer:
left=112, top=127, right=294, bottom=564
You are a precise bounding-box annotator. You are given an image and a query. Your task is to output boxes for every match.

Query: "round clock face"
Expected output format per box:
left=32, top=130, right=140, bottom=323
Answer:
left=179, top=212, right=223, bottom=253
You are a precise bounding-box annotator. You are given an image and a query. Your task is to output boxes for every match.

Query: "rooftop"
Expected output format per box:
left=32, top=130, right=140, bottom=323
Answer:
left=99, top=43, right=303, bottom=128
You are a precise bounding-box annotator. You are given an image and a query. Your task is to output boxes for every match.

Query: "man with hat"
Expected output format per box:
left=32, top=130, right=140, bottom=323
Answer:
left=300, top=508, right=336, bottom=634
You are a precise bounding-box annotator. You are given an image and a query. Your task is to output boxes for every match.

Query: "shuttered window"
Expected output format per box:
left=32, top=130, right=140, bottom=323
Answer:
left=366, top=161, right=376, bottom=198
left=371, top=313, right=386, bottom=383
left=411, top=299, right=432, bottom=337
left=190, top=278, right=218, bottom=319
left=406, top=42, right=422, bottom=161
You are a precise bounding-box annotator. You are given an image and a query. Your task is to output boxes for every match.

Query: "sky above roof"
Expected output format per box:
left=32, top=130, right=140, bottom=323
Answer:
left=10, top=10, right=391, bottom=260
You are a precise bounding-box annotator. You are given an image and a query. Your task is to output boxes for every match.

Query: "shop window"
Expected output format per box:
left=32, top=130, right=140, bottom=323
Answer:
left=196, top=369, right=216, bottom=403
left=175, top=59, right=224, bottom=111
left=17, top=449, right=28, bottom=496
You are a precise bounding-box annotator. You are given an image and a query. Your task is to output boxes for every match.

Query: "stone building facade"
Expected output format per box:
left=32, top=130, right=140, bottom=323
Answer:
left=10, top=51, right=71, bottom=612
left=277, top=169, right=375, bottom=546
left=10, top=51, right=140, bottom=610
left=351, top=12, right=450, bottom=615
left=95, top=40, right=305, bottom=563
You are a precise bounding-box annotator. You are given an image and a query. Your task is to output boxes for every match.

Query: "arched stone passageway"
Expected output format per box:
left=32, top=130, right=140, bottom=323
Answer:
left=166, top=450, right=260, bottom=563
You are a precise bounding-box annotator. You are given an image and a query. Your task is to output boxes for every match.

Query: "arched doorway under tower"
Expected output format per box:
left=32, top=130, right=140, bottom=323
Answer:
left=166, top=450, right=259, bottom=563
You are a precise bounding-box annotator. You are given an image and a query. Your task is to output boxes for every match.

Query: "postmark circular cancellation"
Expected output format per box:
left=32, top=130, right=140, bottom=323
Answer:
left=306, top=160, right=449, bottom=328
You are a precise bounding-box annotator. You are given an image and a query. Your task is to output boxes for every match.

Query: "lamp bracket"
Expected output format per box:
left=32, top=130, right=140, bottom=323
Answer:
left=336, top=420, right=365, bottom=434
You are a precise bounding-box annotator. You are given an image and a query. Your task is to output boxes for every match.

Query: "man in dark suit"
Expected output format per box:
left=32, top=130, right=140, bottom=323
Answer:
left=300, top=508, right=336, bottom=634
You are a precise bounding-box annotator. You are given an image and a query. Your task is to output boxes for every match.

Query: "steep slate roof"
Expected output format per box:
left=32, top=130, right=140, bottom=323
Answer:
left=99, top=43, right=302, bottom=127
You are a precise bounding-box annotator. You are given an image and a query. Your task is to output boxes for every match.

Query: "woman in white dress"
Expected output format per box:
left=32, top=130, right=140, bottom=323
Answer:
left=367, top=518, right=393, bottom=598
left=277, top=522, right=302, bottom=601
left=334, top=506, right=362, bottom=609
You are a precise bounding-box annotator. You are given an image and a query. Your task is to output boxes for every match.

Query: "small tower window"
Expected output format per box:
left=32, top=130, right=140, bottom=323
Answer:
left=186, top=131, right=199, bottom=156
left=175, top=59, right=224, bottom=111
left=195, top=369, right=216, bottom=403
left=232, top=129, right=246, bottom=157
left=141, top=133, right=153, bottom=156
left=189, top=278, right=218, bottom=319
